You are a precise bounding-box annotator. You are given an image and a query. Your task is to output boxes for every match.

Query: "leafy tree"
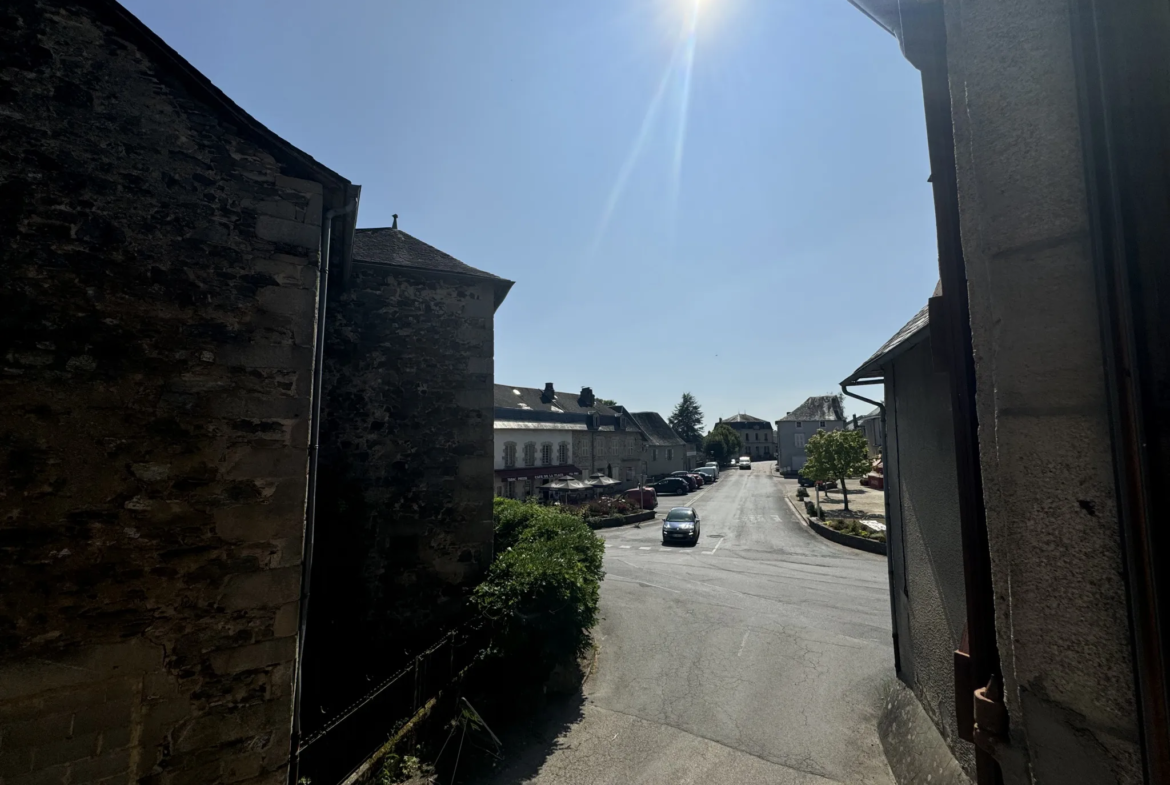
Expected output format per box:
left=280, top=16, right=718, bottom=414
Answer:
left=799, top=429, right=872, bottom=512
left=668, top=392, right=704, bottom=444
left=597, top=398, right=618, bottom=407
left=703, top=423, right=742, bottom=464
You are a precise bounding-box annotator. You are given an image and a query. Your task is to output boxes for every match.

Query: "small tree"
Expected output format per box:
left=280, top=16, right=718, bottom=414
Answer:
left=703, top=423, right=742, bottom=464
left=668, top=393, right=704, bottom=444
left=800, top=429, right=871, bottom=512
left=597, top=398, right=618, bottom=407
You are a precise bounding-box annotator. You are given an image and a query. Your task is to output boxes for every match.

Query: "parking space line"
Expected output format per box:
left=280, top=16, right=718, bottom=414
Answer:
left=701, top=537, right=725, bottom=556
left=638, top=546, right=650, bottom=550
left=619, top=545, right=631, bottom=549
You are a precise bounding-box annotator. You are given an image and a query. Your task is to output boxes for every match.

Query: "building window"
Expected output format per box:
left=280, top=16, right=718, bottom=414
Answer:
left=795, top=434, right=806, bottom=447
left=541, top=442, right=553, bottom=466
left=796, top=421, right=802, bottom=428
left=523, top=442, right=536, bottom=467
left=652, top=448, right=658, bottom=462
left=625, top=466, right=634, bottom=481
left=667, top=448, right=674, bottom=461
left=820, top=420, right=825, bottom=427
left=503, top=442, right=517, bottom=468
left=557, top=441, right=569, bottom=465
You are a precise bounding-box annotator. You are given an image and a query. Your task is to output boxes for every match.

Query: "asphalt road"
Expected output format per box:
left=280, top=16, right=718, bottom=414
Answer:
left=471, top=462, right=895, bottom=785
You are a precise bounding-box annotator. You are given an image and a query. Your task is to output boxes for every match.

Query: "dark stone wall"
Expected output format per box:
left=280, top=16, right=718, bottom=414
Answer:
left=302, top=262, right=495, bottom=718
left=0, top=3, right=338, bottom=783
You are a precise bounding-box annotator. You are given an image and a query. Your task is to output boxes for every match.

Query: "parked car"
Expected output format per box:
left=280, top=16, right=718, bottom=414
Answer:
left=695, top=466, right=717, bottom=483
left=797, top=475, right=837, bottom=489
left=670, top=471, right=699, bottom=490
left=701, top=462, right=720, bottom=480
left=651, top=477, right=689, bottom=495
left=625, top=486, right=658, bottom=510
left=662, top=506, right=701, bottom=546
left=738, top=456, right=752, bottom=470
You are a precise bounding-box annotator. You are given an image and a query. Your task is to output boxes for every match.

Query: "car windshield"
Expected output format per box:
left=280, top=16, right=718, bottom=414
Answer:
left=664, top=509, right=695, bottom=522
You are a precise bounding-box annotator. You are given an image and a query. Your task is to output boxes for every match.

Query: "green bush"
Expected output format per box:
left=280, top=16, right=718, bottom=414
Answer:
left=804, top=500, right=816, bottom=517
left=477, top=499, right=605, bottom=683
left=796, top=487, right=809, bottom=500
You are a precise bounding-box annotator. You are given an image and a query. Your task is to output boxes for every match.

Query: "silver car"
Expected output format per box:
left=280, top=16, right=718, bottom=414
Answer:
left=662, top=506, right=701, bottom=546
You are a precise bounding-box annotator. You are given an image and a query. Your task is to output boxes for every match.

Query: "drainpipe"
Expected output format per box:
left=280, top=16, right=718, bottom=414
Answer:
left=288, top=197, right=357, bottom=785
left=841, top=380, right=899, bottom=674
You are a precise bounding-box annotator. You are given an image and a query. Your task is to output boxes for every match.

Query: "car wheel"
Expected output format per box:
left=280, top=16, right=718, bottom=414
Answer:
left=662, top=537, right=668, bottom=546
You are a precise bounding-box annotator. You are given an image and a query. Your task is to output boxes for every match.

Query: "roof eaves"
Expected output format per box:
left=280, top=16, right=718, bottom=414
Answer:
left=95, top=0, right=351, bottom=191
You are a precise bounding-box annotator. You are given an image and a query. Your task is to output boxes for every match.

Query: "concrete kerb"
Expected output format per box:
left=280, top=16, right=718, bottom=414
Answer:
left=778, top=480, right=887, bottom=556
left=808, top=517, right=888, bottom=556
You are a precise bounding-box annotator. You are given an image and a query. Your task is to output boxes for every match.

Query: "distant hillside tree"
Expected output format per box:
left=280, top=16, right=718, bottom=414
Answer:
left=800, top=429, right=872, bottom=512
left=668, top=393, right=704, bottom=444
left=597, top=398, right=618, bottom=407
left=703, top=424, right=743, bottom=464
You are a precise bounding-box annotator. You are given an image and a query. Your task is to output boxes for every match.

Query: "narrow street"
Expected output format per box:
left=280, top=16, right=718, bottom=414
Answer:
left=472, top=462, right=895, bottom=785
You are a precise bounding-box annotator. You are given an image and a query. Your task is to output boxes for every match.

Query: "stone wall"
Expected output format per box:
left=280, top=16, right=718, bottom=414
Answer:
left=0, top=3, right=340, bottom=783
left=946, top=0, right=1143, bottom=780
left=301, top=262, right=495, bottom=720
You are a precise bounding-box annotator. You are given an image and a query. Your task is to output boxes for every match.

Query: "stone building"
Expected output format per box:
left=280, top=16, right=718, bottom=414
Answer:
left=843, top=2, right=1170, bottom=783
left=616, top=409, right=687, bottom=479
left=493, top=385, right=643, bottom=486
left=300, top=226, right=511, bottom=726
left=775, top=396, right=846, bottom=473
left=0, top=2, right=358, bottom=783
left=718, top=413, right=775, bottom=460
left=847, top=407, right=883, bottom=459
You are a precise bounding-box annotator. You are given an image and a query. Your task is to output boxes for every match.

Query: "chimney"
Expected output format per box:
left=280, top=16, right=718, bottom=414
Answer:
left=392, top=214, right=398, bottom=230
left=579, top=387, right=595, bottom=407
left=541, top=383, right=555, bottom=404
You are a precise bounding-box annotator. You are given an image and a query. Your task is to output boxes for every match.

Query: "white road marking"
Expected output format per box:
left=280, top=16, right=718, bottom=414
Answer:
left=638, top=546, right=650, bottom=550
left=619, top=545, right=631, bottom=549
left=702, top=537, right=725, bottom=556
left=737, top=629, right=750, bottom=657
left=608, top=575, right=680, bottom=593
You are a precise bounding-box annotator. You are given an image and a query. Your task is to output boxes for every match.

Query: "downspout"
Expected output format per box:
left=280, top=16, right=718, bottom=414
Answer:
left=842, top=380, right=899, bottom=675
left=289, top=197, right=357, bottom=784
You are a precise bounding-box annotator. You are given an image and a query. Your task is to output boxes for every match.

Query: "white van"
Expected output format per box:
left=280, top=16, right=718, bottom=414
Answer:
left=702, top=461, right=720, bottom=480
left=738, top=456, right=752, bottom=470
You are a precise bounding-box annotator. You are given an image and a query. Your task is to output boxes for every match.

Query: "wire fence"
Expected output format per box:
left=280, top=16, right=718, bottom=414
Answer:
left=295, top=616, right=491, bottom=784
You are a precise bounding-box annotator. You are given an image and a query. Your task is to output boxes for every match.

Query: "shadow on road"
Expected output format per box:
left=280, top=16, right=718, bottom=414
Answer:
left=454, top=691, right=587, bottom=784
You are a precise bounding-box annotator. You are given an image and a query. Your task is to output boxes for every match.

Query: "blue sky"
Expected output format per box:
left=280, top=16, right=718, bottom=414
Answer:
left=123, top=0, right=937, bottom=427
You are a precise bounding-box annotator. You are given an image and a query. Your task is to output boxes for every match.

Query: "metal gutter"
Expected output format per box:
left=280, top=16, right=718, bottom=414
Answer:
left=288, top=192, right=359, bottom=785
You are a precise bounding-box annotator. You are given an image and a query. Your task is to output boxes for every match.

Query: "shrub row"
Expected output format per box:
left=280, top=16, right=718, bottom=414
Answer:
left=473, top=499, right=605, bottom=688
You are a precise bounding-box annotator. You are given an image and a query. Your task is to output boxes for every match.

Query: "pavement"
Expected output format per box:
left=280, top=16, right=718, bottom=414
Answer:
left=468, top=461, right=895, bottom=785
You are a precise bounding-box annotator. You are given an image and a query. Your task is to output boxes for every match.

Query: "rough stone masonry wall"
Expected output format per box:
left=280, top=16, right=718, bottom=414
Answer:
left=302, top=263, right=495, bottom=719
left=945, top=0, right=1142, bottom=781
left=0, top=3, right=331, bottom=783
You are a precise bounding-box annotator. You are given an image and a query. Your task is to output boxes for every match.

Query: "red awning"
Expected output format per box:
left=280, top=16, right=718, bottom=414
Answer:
left=495, top=465, right=582, bottom=480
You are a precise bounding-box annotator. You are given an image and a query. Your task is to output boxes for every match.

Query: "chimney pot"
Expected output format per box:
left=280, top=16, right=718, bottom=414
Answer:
left=541, top=383, right=555, bottom=404
left=392, top=214, right=398, bottom=230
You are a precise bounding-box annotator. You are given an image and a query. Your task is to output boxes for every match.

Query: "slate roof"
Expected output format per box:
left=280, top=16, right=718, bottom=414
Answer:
left=494, top=385, right=617, bottom=416
left=722, top=413, right=769, bottom=424
left=353, top=227, right=514, bottom=309
left=841, top=281, right=939, bottom=384
left=354, top=228, right=502, bottom=279
left=779, top=396, right=846, bottom=422
left=623, top=411, right=685, bottom=447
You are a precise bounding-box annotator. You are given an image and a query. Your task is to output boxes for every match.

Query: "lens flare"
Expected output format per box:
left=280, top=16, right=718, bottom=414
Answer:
left=591, top=0, right=703, bottom=257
